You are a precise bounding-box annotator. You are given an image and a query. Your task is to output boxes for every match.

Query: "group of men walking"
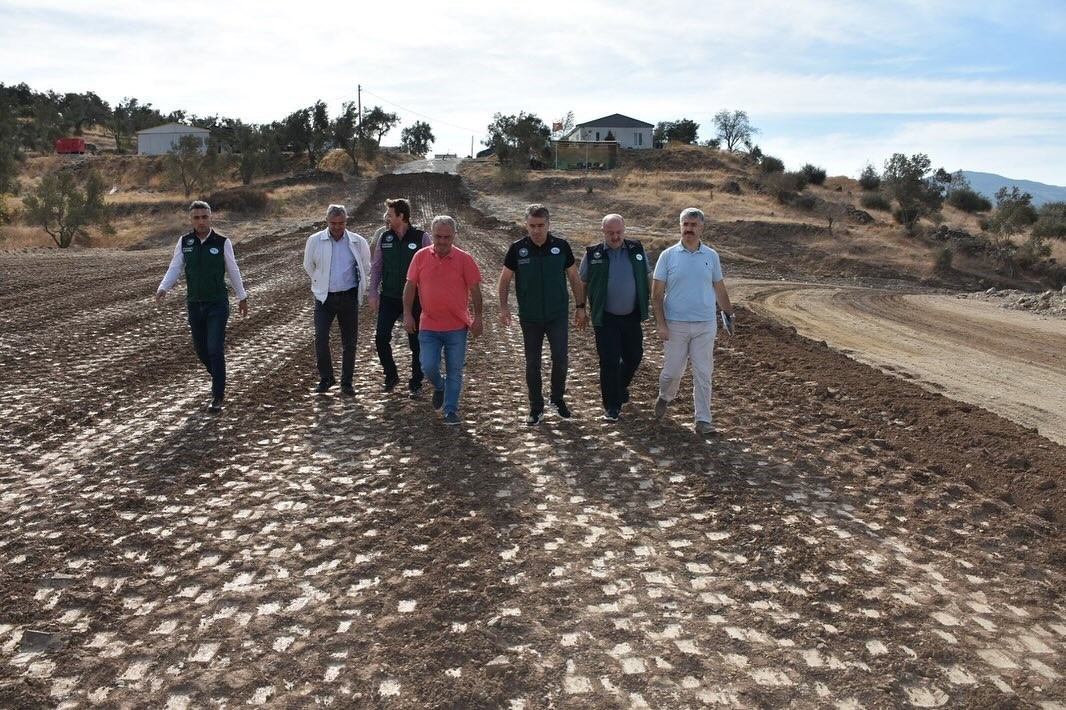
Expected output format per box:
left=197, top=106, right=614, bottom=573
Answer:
left=155, top=198, right=733, bottom=433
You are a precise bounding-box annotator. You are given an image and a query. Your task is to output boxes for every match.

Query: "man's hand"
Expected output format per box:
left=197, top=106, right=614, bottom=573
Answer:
left=470, top=315, right=484, bottom=338
left=499, top=305, right=512, bottom=327
left=575, top=307, right=588, bottom=330
left=657, top=323, right=670, bottom=341
left=368, top=295, right=379, bottom=312
left=403, top=313, right=417, bottom=334
left=155, top=290, right=166, bottom=304
left=239, top=299, right=249, bottom=318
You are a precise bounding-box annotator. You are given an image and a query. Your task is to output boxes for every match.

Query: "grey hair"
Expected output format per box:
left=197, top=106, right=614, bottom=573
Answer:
left=525, top=204, right=550, bottom=221
left=679, top=208, right=705, bottom=224
left=189, top=200, right=211, bottom=212
left=430, top=215, right=458, bottom=233
left=326, top=204, right=348, bottom=219
left=601, top=213, right=625, bottom=228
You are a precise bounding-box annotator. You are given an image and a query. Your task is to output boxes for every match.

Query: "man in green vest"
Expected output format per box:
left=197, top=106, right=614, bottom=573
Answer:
left=579, top=213, right=651, bottom=422
left=369, top=198, right=431, bottom=396
left=155, top=200, right=249, bottom=414
left=498, top=204, right=587, bottom=425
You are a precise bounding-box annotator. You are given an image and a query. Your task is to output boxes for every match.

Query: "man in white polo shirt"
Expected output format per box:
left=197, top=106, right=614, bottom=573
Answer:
left=652, top=207, right=734, bottom=434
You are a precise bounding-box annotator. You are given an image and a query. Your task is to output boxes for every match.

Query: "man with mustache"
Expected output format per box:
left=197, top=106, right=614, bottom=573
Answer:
left=652, top=208, right=734, bottom=435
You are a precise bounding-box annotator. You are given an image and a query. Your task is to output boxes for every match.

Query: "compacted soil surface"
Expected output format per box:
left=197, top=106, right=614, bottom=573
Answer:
left=1, top=173, right=1064, bottom=708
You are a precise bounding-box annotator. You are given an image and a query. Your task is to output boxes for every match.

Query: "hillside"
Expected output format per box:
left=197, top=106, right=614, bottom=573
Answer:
left=963, top=170, right=1066, bottom=207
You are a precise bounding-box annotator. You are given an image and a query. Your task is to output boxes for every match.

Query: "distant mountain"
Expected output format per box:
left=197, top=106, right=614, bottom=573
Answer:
left=961, top=171, right=1066, bottom=208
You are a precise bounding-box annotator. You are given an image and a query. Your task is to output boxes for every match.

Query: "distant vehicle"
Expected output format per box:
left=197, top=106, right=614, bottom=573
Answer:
left=55, top=138, right=87, bottom=155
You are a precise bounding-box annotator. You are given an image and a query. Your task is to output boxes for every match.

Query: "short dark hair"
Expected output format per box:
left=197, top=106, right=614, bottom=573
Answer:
left=525, top=204, right=550, bottom=221
left=385, top=198, right=411, bottom=224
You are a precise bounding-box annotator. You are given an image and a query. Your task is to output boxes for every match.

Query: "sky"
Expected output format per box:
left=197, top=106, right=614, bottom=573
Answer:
left=2, top=0, right=1065, bottom=185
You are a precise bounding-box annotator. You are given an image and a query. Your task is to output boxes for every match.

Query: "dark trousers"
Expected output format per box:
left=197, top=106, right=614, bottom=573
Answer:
left=187, top=300, right=230, bottom=400
left=314, top=289, right=359, bottom=386
left=594, top=310, right=644, bottom=411
left=520, top=315, right=568, bottom=411
left=375, top=294, right=422, bottom=388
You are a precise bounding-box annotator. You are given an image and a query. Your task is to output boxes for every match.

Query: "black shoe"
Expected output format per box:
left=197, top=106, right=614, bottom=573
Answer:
left=408, top=382, right=423, bottom=398
left=382, top=375, right=399, bottom=392
left=207, top=397, right=223, bottom=414
left=603, top=408, right=620, bottom=422
left=315, top=378, right=336, bottom=393
left=443, top=412, right=461, bottom=425
left=549, top=399, right=572, bottom=418
left=432, top=389, right=445, bottom=410
left=341, top=384, right=356, bottom=396
left=526, top=410, right=543, bottom=426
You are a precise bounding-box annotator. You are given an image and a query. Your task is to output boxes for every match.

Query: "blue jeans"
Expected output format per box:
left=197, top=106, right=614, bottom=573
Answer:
left=187, top=300, right=230, bottom=399
left=418, top=328, right=468, bottom=415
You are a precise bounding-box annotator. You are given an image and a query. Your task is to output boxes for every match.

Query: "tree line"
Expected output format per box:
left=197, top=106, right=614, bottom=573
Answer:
left=0, top=82, right=436, bottom=195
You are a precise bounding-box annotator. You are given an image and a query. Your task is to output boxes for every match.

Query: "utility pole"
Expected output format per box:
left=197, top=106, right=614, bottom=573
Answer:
left=357, top=84, right=362, bottom=128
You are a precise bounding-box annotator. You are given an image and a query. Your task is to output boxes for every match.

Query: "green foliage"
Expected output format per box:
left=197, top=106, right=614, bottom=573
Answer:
left=882, top=153, right=944, bottom=232
left=800, top=163, right=827, bottom=185
left=0, top=92, right=23, bottom=194
left=23, top=169, right=113, bottom=247
left=858, top=164, right=880, bottom=191
left=1033, top=201, right=1066, bottom=239
left=108, top=97, right=165, bottom=153
left=485, top=111, right=550, bottom=167
left=701, top=137, right=721, bottom=149
left=164, top=134, right=221, bottom=198
left=653, top=119, right=700, bottom=146
left=987, top=186, right=1038, bottom=237
left=400, top=121, right=435, bottom=156
left=330, top=101, right=361, bottom=173
left=946, top=187, right=992, bottom=213
left=712, top=110, right=758, bottom=151
left=759, top=155, right=785, bottom=174
left=861, top=193, right=892, bottom=211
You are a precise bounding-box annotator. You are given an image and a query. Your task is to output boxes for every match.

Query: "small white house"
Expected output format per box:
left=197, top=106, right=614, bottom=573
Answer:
left=136, top=123, right=210, bottom=156
left=562, top=114, right=653, bottom=150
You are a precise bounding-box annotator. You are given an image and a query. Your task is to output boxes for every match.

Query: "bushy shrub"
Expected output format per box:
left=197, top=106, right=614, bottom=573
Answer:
left=858, top=164, right=881, bottom=191
left=206, top=187, right=269, bottom=213
left=1033, top=201, right=1066, bottom=239
left=793, top=195, right=818, bottom=211
left=934, top=246, right=954, bottom=273
left=947, top=188, right=992, bottom=213
left=800, top=163, right=827, bottom=185
left=759, top=155, right=785, bottom=174
left=861, top=193, right=891, bottom=211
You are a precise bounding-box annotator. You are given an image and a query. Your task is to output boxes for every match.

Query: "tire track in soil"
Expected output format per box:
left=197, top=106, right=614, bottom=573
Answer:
left=1, top=173, right=1065, bottom=708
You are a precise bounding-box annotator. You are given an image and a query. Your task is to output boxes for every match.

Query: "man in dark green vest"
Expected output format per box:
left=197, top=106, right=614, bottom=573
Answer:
left=498, top=204, right=587, bottom=425
left=369, top=198, right=431, bottom=396
left=155, top=200, right=249, bottom=414
left=579, top=213, right=650, bottom=421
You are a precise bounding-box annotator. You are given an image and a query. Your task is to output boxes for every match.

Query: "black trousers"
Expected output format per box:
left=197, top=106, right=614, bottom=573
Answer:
left=375, top=294, right=423, bottom=388
left=594, top=310, right=644, bottom=411
left=520, top=315, right=568, bottom=411
left=314, top=289, right=358, bottom=386
left=187, top=300, right=229, bottom=399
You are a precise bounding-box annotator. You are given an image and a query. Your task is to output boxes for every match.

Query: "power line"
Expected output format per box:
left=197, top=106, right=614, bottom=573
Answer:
left=360, top=87, right=482, bottom=135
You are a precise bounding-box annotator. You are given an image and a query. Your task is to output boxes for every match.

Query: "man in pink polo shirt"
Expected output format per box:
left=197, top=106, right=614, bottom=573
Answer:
left=403, top=215, right=484, bottom=425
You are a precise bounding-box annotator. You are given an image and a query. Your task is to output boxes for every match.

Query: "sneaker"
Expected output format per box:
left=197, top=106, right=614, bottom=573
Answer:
left=443, top=412, right=461, bottom=425
left=408, top=381, right=423, bottom=398
left=315, top=377, right=336, bottom=393
left=526, top=410, right=543, bottom=426
left=432, top=389, right=445, bottom=411
left=382, top=375, right=399, bottom=392
left=341, top=384, right=356, bottom=397
left=549, top=399, right=572, bottom=419
left=207, top=397, right=223, bottom=414
left=603, top=408, right=620, bottom=422
left=695, top=420, right=716, bottom=435
left=654, top=397, right=669, bottom=419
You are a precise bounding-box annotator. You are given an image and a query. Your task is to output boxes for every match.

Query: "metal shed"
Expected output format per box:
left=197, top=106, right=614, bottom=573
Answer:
left=136, top=123, right=210, bottom=156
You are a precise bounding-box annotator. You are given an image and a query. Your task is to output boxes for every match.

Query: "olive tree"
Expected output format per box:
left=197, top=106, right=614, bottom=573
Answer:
left=23, top=169, right=113, bottom=247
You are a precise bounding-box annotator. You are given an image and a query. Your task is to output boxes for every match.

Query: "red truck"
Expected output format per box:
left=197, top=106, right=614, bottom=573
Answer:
left=55, top=138, right=87, bottom=154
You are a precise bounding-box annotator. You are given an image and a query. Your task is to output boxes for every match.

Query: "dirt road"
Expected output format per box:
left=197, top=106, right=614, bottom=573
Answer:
left=735, top=280, right=1066, bottom=445
left=1, top=173, right=1064, bottom=708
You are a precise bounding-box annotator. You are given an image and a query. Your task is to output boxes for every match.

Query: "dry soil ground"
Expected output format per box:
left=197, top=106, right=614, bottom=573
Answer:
left=1, top=173, right=1065, bottom=709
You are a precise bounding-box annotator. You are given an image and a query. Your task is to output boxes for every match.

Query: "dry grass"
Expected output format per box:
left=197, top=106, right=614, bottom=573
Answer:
left=0, top=225, right=54, bottom=249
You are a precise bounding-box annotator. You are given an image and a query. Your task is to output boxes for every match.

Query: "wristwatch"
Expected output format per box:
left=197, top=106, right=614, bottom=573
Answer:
left=575, top=304, right=585, bottom=309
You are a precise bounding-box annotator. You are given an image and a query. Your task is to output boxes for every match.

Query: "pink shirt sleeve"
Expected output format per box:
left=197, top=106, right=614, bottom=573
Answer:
left=464, top=253, right=482, bottom=287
